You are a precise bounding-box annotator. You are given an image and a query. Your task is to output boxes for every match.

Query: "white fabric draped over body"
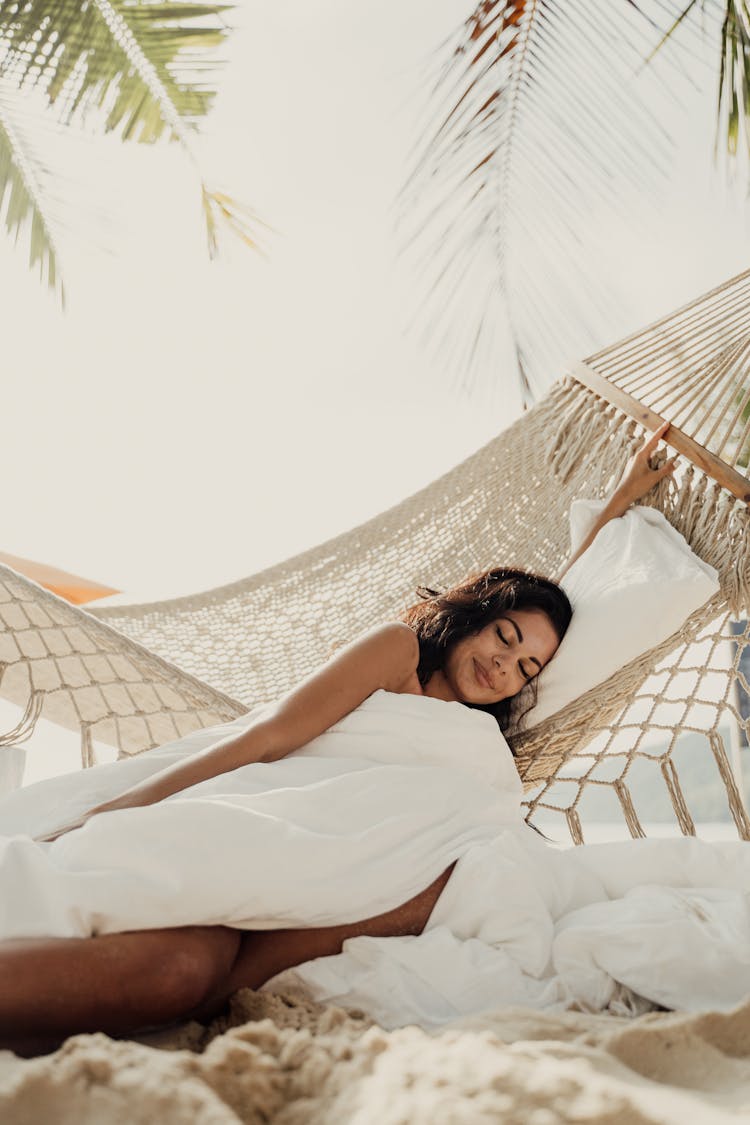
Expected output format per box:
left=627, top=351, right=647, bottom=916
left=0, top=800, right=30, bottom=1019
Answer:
left=1, top=690, right=749, bottom=1030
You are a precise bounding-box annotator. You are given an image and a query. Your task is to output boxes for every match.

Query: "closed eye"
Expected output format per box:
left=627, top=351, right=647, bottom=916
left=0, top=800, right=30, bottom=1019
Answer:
left=498, top=616, right=543, bottom=680
left=497, top=626, right=532, bottom=680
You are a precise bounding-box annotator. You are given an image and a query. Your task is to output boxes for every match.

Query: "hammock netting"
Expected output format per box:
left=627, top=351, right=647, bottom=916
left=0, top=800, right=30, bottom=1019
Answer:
left=2, top=269, right=750, bottom=843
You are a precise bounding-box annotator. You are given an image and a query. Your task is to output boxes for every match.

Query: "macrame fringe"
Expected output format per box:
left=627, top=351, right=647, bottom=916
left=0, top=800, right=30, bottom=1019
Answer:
left=80, top=724, right=96, bottom=770
left=0, top=688, right=45, bottom=747
left=545, top=380, right=589, bottom=473
left=565, top=807, right=584, bottom=845
left=726, top=505, right=750, bottom=617
left=666, top=479, right=750, bottom=617
left=708, top=731, right=750, bottom=840
left=660, top=758, right=696, bottom=837
left=547, top=382, right=637, bottom=493
left=670, top=464, right=703, bottom=538
left=595, top=408, right=633, bottom=493
left=548, top=388, right=610, bottom=484
left=613, top=780, right=646, bottom=839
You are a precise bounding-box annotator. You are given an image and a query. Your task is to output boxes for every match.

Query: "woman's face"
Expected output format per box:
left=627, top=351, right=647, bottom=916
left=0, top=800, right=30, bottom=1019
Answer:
left=437, top=608, right=561, bottom=705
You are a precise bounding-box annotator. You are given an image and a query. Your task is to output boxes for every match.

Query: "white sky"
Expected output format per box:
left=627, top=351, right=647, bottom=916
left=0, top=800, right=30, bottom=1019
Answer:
left=1, top=0, right=749, bottom=611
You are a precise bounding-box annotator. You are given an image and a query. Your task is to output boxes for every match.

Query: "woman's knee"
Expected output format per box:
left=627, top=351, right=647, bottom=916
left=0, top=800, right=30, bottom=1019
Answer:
left=144, top=927, right=242, bottom=1018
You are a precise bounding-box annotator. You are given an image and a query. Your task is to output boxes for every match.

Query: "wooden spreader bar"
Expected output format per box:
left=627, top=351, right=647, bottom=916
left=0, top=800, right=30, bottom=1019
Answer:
left=570, top=361, right=750, bottom=505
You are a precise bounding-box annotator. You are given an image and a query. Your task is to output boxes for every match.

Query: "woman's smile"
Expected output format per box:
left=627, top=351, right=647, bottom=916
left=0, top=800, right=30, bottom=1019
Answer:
left=473, top=657, right=493, bottom=691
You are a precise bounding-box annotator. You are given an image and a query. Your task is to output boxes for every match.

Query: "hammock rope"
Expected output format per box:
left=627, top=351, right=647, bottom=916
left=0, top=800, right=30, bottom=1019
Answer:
left=1, top=267, right=749, bottom=843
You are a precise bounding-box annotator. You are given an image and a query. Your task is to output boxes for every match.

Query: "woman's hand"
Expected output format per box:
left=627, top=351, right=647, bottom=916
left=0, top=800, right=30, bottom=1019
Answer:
left=34, top=798, right=124, bottom=843
left=557, top=421, right=676, bottom=580
left=610, top=420, right=677, bottom=516
left=35, top=814, right=92, bottom=843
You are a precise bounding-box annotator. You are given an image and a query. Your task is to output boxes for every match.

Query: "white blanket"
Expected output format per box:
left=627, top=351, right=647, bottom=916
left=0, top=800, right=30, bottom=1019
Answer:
left=1, top=690, right=749, bottom=1029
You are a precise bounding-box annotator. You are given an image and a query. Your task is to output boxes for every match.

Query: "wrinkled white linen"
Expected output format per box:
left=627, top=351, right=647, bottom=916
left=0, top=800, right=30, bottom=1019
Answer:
left=1, top=689, right=749, bottom=1029
left=0, top=691, right=520, bottom=937
left=281, top=829, right=750, bottom=1028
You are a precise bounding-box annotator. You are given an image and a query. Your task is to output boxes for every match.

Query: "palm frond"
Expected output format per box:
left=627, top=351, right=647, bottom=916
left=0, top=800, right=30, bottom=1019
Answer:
left=642, top=0, right=703, bottom=61
left=0, top=0, right=263, bottom=265
left=201, top=186, right=275, bottom=258
left=717, top=0, right=750, bottom=156
left=642, top=1, right=750, bottom=160
left=0, top=0, right=230, bottom=141
left=0, top=82, right=65, bottom=303
left=398, top=0, right=718, bottom=404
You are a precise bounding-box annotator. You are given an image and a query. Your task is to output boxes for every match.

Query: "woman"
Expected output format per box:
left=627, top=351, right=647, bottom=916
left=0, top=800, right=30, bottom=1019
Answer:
left=0, top=426, right=677, bottom=1054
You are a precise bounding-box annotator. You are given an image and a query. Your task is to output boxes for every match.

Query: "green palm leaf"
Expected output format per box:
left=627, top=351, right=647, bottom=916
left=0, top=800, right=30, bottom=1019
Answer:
left=642, top=1, right=750, bottom=158
left=398, top=0, right=725, bottom=404
left=0, top=0, right=230, bottom=140
left=0, top=0, right=260, bottom=295
left=0, top=83, right=64, bottom=303
left=718, top=0, right=750, bottom=156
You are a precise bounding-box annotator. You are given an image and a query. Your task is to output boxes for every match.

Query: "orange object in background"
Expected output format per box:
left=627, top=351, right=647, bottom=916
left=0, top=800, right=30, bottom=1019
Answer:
left=0, top=552, right=120, bottom=605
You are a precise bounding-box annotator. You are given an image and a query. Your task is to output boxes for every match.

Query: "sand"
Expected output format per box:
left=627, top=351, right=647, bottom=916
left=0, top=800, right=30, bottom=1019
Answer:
left=2, top=990, right=750, bottom=1124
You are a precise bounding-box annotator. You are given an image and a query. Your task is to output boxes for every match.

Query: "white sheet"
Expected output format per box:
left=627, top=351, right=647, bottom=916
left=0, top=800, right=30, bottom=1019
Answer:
left=0, top=691, right=520, bottom=936
left=281, top=830, right=750, bottom=1028
left=1, top=689, right=749, bottom=1029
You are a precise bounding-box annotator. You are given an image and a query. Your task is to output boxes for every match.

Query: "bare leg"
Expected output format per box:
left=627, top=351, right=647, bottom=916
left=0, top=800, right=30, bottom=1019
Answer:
left=0, top=865, right=454, bottom=1054
left=192, top=864, right=455, bottom=1019
left=0, top=926, right=241, bottom=1056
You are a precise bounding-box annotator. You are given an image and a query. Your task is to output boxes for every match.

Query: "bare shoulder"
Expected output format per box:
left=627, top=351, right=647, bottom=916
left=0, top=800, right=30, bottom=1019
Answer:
left=258, top=620, right=422, bottom=761
left=349, top=620, right=419, bottom=671
left=347, top=621, right=421, bottom=695
left=365, top=620, right=419, bottom=653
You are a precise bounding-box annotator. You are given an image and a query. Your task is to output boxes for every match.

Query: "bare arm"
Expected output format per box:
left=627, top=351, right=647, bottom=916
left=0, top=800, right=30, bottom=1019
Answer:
left=41, top=622, right=419, bottom=838
left=556, top=421, right=676, bottom=582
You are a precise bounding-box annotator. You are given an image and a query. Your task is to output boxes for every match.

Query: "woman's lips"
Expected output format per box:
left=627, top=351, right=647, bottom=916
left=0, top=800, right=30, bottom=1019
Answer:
left=473, top=658, right=492, bottom=690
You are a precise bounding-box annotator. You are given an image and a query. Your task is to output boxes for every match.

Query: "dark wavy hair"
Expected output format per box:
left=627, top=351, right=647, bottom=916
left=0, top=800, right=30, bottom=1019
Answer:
left=400, top=567, right=572, bottom=736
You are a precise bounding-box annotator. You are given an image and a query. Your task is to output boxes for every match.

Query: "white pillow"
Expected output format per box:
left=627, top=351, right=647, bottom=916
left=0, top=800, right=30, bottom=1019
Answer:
left=525, top=500, right=720, bottom=728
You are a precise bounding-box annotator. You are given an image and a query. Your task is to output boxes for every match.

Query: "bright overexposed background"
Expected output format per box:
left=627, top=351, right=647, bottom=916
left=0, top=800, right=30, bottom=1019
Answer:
left=4, top=0, right=517, bottom=603
left=2, top=0, right=750, bottom=825
left=2, top=0, right=750, bottom=601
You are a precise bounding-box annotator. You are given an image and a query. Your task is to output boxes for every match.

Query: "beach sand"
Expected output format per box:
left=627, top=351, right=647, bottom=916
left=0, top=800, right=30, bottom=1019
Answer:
left=2, top=989, right=750, bottom=1123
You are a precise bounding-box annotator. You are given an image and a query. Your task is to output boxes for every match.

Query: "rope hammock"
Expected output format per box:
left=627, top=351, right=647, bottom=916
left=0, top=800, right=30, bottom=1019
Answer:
left=2, top=269, right=750, bottom=844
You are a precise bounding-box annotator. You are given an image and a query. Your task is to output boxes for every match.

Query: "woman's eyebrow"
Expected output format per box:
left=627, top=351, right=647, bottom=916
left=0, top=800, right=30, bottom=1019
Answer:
left=501, top=617, right=542, bottom=670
